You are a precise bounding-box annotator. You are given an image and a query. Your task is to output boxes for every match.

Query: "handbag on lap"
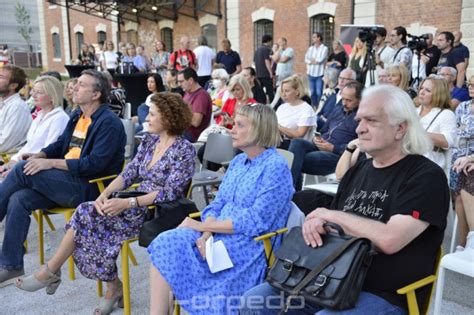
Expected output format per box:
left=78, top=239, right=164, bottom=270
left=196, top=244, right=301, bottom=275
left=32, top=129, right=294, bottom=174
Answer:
left=266, top=224, right=375, bottom=313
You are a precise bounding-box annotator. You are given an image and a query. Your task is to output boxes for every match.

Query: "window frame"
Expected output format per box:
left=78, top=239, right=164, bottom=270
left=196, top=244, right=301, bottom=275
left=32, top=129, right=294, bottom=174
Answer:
left=160, top=27, right=173, bottom=53
left=52, top=32, right=61, bottom=59
left=309, top=14, right=335, bottom=49
left=254, top=19, right=274, bottom=51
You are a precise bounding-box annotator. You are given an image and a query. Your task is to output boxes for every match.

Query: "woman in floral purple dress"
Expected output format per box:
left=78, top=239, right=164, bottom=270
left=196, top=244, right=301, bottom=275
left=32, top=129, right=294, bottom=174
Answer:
left=16, top=93, right=196, bottom=314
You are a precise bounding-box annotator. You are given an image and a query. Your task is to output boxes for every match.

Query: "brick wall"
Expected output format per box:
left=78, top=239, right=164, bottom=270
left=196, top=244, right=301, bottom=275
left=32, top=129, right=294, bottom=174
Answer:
left=238, top=0, right=352, bottom=75
left=41, top=0, right=465, bottom=77
left=376, top=0, right=462, bottom=34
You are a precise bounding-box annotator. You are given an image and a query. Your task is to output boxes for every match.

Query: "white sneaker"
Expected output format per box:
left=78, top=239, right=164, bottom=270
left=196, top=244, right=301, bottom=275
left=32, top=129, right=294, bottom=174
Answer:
left=465, top=231, right=474, bottom=250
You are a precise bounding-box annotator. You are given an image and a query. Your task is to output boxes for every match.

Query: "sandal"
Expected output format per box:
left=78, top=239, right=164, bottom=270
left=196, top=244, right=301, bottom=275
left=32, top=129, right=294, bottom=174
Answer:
left=93, top=291, right=124, bottom=315
left=15, top=264, right=61, bottom=294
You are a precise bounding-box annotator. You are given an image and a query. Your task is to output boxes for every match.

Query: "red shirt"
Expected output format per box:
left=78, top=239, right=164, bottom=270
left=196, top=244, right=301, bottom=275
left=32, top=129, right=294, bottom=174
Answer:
left=215, top=98, right=257, bottom=129
left=169, top=49, right=197, bottom=71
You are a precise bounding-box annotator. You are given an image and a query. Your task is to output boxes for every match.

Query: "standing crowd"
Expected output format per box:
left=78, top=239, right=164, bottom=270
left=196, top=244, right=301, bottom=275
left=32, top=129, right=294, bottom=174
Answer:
left=0, top=25, right=472, bottom=314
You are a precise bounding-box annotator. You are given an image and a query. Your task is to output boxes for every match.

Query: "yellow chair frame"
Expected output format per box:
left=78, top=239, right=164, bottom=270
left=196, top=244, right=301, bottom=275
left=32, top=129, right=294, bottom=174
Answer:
left=35, top=175, right=118, bottom=281
left=97, top=184, right=192, bottom=315
left=396, top=248, right=443, bottom=315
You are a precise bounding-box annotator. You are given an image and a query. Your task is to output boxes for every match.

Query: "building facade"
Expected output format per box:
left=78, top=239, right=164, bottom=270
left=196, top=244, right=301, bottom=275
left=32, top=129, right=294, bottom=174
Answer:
left=39, top=0, right=473, bottom=77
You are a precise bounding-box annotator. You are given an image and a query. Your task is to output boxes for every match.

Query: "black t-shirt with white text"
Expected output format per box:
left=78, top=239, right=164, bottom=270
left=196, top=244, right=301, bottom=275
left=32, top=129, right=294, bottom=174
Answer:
left=332, top=154, right=449, bottom=310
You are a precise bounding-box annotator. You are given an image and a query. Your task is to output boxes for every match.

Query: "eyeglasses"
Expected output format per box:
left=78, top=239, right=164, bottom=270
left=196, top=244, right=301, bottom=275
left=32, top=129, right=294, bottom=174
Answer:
left=468, top=84, right=474, bottom=89
left=338, top=77, right=353, bottom=81
left=177, top=80, right=185, bottom=83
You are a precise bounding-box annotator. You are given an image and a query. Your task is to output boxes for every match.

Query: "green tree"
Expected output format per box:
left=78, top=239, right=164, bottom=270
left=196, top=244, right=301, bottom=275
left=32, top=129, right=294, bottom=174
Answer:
left=15, top=2, right=33, bottom=66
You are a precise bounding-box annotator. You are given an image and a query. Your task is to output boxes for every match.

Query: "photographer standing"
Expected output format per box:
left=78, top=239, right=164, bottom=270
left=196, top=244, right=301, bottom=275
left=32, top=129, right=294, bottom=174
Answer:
left=388, top=26, right=413, bottom=72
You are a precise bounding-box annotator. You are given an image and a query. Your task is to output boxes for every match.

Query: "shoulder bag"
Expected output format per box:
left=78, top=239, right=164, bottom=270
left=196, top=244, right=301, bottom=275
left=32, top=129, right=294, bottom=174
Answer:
left=267, top=224, right=375, bottom=313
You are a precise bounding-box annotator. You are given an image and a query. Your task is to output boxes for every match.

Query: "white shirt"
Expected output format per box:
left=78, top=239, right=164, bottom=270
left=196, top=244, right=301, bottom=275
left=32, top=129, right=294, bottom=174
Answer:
left=417, top=106, right=458, bottom=173
left=0, top=93, right=32, bottom=152
left=305, top=44, right=329, bottom=77
left=276, top=101, right=316, bottom=141
left=193, top=45, right=215, bottom=77
left=11, top=107, right=69, bottom=161
left=100, top=51, right=119, bottom=70
left=276, top=47, right=295, bottom=85
left=411, top=54, right=427, bottom=88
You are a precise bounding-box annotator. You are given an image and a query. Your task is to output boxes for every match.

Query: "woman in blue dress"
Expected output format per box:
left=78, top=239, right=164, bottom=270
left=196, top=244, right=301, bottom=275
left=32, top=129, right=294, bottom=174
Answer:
left=148, top=104, right=295, bottom=314
left=16, top=93, right=196, bottom=315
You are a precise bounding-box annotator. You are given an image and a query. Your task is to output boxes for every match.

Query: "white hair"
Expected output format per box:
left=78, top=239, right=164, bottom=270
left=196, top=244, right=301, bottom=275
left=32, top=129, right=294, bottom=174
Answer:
left=212, top=68, right=230, bottom=83
left=363, top=85, right=433, bottom=155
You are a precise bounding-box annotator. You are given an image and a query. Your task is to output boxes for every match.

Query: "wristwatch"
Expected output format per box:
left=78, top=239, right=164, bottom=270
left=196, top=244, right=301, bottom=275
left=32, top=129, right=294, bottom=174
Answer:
left=129, top=197, right=138, bottom=208
left=345, top=147, right=356, bottom=154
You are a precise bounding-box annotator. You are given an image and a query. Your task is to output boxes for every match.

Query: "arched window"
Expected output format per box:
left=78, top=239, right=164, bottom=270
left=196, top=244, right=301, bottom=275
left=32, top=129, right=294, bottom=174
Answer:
left=75, top=32, right=84, bottom=57
left=202, top=24, right=217, bottom=50
left=161, top=27, right=173, bottom=53
left=310, top=14, right=334, bottom=48
left=97, top=31, right=107, bottom=45
left=52, top=33, right=61, bottom=59
left=254, top=19, right=273, bottom=51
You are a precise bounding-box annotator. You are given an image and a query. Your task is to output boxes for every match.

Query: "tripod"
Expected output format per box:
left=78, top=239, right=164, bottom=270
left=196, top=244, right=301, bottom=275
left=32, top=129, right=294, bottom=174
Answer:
left=411, top=50, right=423, bottom=89
left=362, top=45, right=377, bottom=86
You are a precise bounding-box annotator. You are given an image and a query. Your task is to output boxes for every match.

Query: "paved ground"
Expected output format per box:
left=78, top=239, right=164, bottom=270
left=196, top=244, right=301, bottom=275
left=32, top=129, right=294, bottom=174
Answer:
left=1, top=188, right=473, bottom=314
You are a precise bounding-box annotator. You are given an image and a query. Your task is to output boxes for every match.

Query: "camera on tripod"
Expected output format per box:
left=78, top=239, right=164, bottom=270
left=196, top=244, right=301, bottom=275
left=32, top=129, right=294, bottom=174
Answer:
left=358, top=27, right=378, bottom=47
left=407, top=34, right=429, bottom=51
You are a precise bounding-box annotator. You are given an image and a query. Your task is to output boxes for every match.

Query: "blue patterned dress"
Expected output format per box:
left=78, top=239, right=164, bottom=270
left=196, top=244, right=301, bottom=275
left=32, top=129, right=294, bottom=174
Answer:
left=450, top=100, right=474, bottom=193
left=66, top=134, right=195, bottom=281
left=148, top=147, right=294, bottom=314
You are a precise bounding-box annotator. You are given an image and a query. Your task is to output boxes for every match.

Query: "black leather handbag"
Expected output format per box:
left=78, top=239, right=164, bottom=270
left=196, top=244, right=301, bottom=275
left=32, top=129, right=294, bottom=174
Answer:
left=266, top=224, right=374, bottom=312
left=138, top=198, right=198, bottom=247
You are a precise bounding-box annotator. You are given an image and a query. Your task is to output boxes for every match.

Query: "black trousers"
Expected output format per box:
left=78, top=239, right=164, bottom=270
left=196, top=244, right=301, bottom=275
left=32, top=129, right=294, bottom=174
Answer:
left=258, top=76, right=274, bottom=103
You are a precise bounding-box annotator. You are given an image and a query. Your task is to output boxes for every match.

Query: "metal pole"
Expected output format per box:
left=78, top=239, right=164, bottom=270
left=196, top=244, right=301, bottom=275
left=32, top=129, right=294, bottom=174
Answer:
left=65, top=0, right=73, bottom=62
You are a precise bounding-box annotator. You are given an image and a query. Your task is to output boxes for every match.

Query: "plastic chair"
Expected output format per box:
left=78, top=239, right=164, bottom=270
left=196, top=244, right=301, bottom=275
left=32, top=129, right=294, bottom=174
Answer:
left=433, top=249, right=474, bottom=315
left=276, top=148, right=294, bottom=168
left=123, top=102, right=132, bottom=120
left=121, top=119, right=135, bottom=161
left=190, top=133, right=235, bottom=205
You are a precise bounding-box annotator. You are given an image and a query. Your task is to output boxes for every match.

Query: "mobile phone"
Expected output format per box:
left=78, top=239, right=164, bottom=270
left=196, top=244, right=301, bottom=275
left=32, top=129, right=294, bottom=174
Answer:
left=314, top=131, right=321, bottom=138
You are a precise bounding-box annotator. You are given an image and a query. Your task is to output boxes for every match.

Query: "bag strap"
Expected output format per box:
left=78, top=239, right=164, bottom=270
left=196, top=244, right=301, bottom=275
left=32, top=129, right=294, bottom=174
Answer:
left=280, top=237, right=361, bottom=314
left=391, top=46, right=407, bottom=64
left=425, top=108, right=444, bottom=131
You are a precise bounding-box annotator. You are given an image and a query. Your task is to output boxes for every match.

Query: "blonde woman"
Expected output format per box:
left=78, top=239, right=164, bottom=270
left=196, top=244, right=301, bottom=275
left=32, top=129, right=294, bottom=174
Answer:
left=64, top=78, right=78, bottom=115
left=215, top=74, right=256, bottom=128
left=276, top=75, right=316, bottom=149
left=387, top=64, right=417, bottom=98
left=416, top=77, right=457, bottom=172
left=100, top=40, right=119, bottom=75
left=349, top=37, right=367, bottom=82
left=0, top=76, right=69, bottom=177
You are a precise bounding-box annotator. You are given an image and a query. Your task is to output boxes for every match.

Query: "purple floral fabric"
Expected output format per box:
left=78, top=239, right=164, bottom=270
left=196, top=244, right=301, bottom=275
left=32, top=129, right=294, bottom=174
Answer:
left=66, top=134, right=195, bottom=281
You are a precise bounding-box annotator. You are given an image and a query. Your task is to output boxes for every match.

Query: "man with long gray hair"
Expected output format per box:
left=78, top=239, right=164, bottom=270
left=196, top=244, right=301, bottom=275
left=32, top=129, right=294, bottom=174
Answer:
left=241, top=85, right=449, bottom=314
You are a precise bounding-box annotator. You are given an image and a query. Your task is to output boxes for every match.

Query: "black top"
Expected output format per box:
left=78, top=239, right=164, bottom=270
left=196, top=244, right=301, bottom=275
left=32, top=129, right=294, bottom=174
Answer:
left=424, top=45, right=441, bottom=76
left=252, top=84, right=267, bottom=104
left=254, top=45, right=272, bottom=78
left=216, top=50, right=242, bottom=75
left=332, top=155, right=449, bottom=310
left=328, top=51, right=348, bottom=70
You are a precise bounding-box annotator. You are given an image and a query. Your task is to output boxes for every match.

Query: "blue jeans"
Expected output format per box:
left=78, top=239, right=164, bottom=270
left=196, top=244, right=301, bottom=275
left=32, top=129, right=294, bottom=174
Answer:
left=240, top=282, right=407, bottom=315
left=288, top=138, right=340, bottom=191
left=0, top=161, right=83, bottom=269
left=308, top=75, right=324, bottom=107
